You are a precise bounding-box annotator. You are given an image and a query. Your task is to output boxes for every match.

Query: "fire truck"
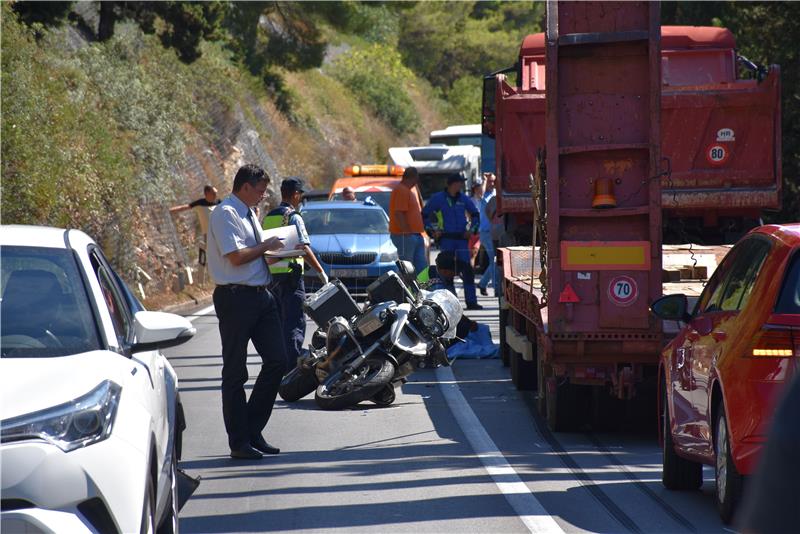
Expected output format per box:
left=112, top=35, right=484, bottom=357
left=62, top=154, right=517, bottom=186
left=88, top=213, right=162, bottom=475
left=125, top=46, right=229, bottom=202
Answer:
left=484, top=1, right=781, bottom=430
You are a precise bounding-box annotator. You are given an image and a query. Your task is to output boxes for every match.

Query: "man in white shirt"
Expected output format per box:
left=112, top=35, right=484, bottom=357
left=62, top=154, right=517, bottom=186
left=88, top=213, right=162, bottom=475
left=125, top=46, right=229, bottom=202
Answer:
left=207, top=164, right=286, bottom=460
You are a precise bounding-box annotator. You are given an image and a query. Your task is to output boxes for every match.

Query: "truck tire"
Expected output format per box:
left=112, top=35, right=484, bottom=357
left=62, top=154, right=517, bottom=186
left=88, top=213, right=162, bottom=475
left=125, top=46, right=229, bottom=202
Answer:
left=510, top=349, right=536, bottom=391
left=498, top=308, right=510, bottom=367
left=661, top=380, right=703, bottom=491
left=536, top=353, right=547, bottom=415
left=546, top=378, right=579, bottom=432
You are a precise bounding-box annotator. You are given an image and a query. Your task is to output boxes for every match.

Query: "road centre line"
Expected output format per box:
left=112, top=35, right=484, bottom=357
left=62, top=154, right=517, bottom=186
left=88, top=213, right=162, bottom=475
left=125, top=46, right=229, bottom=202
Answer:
left=436, top=366, right=564, bottom=534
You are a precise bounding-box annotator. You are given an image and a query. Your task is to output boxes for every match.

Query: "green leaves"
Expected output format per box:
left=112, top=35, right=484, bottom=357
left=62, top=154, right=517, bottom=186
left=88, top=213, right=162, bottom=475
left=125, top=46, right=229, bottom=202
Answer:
left=328, top=44, right=420, bottom=134
left=396, top=1, right=543, bottom=124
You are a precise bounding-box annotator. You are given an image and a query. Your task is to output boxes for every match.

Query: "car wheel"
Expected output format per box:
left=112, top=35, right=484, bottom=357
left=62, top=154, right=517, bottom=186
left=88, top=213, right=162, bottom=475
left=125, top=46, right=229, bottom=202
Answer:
left=141, top=470, right=156, bottom=534
left=715, top=407, right=743, bottom=524
left=157, top=441, right=179, bottom=534
left=661, top=378, right=702, bottom=490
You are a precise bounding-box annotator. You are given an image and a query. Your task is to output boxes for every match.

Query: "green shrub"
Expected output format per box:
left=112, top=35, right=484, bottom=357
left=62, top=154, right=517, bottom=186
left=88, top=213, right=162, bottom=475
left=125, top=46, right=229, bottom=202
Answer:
left=445, top=76, right=481, bottom=124
left=328, top=44, right=419, bottom=134
left=1, top=7, right=199, bottom=273
left=1, top=6, right=137, bottom=244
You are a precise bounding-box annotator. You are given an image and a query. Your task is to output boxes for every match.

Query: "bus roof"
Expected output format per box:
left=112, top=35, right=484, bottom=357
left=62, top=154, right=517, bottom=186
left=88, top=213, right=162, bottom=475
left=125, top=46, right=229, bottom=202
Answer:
left=429, top=124, right=482, bottom=138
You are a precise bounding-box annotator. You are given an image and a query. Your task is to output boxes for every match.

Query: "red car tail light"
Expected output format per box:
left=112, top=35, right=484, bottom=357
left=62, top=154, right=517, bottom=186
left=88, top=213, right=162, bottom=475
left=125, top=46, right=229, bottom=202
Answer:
left=750, top=319, right=799, bottom=358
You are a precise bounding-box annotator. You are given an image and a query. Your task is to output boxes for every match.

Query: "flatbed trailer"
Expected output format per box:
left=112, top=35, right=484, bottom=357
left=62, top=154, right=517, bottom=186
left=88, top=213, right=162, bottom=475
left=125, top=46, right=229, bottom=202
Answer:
left=499, top=243, right=731, bottom=429
left=494, top=1, right=664, bottom=431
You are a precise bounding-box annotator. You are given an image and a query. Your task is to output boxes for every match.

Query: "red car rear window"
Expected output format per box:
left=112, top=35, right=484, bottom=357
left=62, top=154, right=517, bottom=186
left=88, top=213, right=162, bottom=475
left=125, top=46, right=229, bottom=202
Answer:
left=775, top=251, right=800, bottom=314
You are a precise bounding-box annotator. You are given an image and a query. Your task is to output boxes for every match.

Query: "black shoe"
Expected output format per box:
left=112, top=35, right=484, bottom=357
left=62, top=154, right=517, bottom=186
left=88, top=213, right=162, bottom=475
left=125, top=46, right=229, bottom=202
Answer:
left=230, top=444, right=263, bottom=460
left=479, top=286, right=488, bottom=296
left=251, top=435, right=280, bottom=455
left=466, top=303, right=483, bottom=310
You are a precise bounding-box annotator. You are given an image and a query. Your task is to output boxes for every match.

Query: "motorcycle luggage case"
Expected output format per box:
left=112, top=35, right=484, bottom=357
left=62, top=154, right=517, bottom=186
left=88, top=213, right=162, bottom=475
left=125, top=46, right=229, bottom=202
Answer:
left=366, top=271, right=407, bottom=305
left=304, top=279, right=360, bottom=327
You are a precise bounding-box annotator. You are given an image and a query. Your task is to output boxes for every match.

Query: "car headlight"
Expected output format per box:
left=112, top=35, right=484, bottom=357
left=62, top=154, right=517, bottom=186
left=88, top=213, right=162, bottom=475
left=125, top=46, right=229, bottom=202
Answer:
left=1, top=380, right=121, bottom=452
left=379, top=250, right=398, bottom=262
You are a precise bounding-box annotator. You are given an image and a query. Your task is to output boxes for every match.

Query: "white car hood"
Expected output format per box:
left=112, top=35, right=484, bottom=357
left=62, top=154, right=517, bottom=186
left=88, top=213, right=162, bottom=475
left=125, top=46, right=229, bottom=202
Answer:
left=0, top=351, right=133, bottom=419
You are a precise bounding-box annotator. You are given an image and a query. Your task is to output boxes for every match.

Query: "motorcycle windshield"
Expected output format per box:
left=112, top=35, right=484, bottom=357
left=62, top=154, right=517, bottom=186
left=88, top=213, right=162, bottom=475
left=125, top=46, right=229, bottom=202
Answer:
left=422, top=289, right=463, bottom=339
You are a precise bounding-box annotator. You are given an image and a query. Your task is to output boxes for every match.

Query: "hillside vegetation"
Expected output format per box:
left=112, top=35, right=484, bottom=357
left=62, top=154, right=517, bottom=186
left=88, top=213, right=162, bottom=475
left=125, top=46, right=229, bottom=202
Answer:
left=2, top=1, right=797, bottom=304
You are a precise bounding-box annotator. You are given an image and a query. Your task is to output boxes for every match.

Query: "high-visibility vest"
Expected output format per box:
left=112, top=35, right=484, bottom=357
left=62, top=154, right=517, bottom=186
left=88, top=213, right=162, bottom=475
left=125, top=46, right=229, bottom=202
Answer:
left=262, top=206, right=304, bottom=274
left=417, top=266, right=432, bottom=284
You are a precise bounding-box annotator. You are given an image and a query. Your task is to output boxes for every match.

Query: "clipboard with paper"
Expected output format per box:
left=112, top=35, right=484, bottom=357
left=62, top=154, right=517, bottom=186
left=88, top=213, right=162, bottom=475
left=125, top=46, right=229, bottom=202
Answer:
left=262, top=224, right=305, bottom=258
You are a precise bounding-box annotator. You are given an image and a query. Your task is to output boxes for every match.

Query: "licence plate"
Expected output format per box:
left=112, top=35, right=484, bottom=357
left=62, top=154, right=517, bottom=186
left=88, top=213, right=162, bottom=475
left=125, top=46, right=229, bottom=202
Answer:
left=330, top=269, right=368, bottom=278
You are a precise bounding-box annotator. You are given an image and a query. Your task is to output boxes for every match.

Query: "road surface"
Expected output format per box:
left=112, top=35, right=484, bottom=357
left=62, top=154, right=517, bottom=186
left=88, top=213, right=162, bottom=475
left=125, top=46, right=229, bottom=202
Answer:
left=167, top=291, right=730, bottom=533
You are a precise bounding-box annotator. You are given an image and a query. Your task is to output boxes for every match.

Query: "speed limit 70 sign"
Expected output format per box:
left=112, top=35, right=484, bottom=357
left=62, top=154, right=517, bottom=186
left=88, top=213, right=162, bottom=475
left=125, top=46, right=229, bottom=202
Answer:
left=706, top=144, right=730, bottom=166
left=608, top=276, right=638, bottom=306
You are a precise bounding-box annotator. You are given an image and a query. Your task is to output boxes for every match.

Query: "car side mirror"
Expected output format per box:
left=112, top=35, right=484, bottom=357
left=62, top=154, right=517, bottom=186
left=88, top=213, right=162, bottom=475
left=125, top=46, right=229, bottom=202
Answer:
left=650, top=294, right=691, bottom=323
left=131, top=311, right=196, bottom=353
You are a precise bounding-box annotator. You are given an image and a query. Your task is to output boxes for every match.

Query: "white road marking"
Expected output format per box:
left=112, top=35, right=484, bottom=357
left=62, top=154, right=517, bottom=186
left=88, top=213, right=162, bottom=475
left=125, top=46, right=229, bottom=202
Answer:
left=188, top=304, right=215, bottom=323
left=436, top=365, right=564, bottom=533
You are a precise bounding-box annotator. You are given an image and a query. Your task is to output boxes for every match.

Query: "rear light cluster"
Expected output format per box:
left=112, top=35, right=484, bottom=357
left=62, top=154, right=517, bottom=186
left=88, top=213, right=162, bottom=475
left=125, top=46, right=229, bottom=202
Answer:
left=751, top=321, right=799, bottom=358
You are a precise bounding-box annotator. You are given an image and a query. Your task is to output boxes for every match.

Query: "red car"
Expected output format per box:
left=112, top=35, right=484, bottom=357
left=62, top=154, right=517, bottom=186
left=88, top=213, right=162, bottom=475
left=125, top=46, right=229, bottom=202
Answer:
left=651, top=224, right=800, bottom=523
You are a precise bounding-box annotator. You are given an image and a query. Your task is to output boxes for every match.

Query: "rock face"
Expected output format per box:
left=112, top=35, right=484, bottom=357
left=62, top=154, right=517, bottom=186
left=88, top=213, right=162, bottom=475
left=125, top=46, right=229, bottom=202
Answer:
left=134, top=99, right=287, bottom=298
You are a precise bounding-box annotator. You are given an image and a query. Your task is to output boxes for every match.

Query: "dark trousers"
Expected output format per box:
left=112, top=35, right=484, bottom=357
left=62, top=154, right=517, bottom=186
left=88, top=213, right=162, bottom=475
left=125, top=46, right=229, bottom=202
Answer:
left=439, top=237, right=477, bottom=305
left=213, top=286, right=287, bottom=450
left=271, top=273, right=306, bottom=371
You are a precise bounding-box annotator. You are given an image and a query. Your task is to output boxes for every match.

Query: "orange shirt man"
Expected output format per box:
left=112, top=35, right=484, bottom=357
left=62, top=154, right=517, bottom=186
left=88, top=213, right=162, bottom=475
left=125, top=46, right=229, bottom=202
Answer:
left=389, top=167, right=427, bottom=272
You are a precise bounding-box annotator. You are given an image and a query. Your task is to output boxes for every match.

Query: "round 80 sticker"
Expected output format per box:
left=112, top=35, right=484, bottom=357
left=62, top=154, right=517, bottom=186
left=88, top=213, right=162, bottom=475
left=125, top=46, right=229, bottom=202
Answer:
left=706, top=144, right=730, bottom=166
left=608, top=276, right=638, bottom=306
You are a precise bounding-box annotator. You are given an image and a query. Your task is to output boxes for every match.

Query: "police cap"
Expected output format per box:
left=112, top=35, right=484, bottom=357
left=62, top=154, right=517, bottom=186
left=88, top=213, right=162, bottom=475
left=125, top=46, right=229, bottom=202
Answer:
left=281, top=177, right=306, bottom=195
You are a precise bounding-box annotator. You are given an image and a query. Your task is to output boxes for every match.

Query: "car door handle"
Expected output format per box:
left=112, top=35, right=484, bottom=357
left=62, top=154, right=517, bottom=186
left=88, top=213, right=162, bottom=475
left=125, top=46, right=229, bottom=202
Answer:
left=687, top=331, right=700, bottom=342
left=711, top=331, right=727, bottom=342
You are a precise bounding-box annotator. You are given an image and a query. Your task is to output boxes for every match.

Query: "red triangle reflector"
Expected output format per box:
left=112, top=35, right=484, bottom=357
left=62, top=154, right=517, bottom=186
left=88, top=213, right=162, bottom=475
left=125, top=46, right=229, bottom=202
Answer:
left=559, top=283, right=580, bottom=303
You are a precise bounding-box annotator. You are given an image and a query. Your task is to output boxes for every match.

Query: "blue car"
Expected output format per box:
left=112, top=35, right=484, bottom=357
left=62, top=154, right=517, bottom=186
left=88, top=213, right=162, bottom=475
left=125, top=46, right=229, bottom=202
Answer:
left=301, top=201, right=398, bottom=295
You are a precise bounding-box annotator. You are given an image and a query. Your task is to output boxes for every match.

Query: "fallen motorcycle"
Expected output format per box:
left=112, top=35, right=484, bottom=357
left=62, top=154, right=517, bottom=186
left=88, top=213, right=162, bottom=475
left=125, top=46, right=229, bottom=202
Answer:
left=278, top=261, right=463, bottom=410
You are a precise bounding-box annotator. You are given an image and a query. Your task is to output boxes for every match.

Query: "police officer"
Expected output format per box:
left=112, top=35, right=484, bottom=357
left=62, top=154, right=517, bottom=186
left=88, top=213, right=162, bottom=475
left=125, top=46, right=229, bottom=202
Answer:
left=422, top=174, right=482, bottom=310
left=262, top=177, right=328, bottom=371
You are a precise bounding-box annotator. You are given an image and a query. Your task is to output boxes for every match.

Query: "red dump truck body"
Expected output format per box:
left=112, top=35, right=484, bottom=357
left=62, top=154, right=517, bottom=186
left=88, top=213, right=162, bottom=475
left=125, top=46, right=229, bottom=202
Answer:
left=495, top=1, right=680, bottom=431
left=491, top=25, right=781, bottom=240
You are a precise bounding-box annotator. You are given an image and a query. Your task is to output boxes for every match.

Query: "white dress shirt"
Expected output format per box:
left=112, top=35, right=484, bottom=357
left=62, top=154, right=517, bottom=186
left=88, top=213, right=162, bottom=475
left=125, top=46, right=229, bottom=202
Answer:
left=207, top=194, right=271, bottom=286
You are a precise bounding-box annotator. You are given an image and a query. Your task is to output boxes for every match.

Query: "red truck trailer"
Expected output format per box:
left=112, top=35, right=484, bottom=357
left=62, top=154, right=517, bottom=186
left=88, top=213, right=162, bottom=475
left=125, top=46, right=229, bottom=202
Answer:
left=486, top=2, right=782, bottom=431
left=485, top=24, right=781, bottom=245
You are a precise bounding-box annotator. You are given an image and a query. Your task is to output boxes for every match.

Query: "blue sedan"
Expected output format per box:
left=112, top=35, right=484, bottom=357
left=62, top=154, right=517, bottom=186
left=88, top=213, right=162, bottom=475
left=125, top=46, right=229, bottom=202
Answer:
left=301, top=201, right=398, bottom=295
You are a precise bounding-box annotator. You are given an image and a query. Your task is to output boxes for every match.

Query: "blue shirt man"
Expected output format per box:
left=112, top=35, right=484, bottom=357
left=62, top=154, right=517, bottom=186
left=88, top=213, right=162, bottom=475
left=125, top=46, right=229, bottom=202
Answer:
left=207, top=164, right=286, bottom=460
left=421, top=174, right=482, bottom=310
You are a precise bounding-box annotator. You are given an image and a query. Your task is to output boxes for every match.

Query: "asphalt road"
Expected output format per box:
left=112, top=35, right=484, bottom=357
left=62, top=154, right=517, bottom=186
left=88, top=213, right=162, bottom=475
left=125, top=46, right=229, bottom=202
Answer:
left=167, top=290, right=731, bottom=533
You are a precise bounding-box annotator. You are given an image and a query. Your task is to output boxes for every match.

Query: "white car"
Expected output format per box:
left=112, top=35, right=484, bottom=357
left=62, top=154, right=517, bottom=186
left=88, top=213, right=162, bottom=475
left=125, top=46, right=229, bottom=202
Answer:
left=0, top=225, right=195, bottom=533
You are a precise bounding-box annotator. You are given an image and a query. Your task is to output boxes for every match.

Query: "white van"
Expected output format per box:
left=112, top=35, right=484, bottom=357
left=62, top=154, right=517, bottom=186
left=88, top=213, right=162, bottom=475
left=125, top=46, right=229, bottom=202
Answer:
left=388, top=144, right=481, bottom=200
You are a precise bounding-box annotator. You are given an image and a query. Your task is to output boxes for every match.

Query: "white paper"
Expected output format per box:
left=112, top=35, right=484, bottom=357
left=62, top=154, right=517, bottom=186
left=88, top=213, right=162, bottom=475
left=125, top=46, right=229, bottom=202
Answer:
left=262, top=224, right=305, bottom=258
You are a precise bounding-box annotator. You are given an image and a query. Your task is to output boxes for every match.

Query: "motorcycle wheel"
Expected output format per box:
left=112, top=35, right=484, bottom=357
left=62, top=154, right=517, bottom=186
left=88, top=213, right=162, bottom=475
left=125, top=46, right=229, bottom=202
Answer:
left=315, top=357, right=395, bottom=410
left=278, top=366, right=319, bottom=402
left=371, top=385, right=396, bottom=407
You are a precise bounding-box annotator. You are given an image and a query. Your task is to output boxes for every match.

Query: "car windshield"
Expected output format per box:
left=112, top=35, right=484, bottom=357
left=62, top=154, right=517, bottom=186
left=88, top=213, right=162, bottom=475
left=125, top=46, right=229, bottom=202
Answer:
left=303, top=209, right=389, bottom=235
left=1, top=246, right=102, bottom=358
left=429, top=135, right=482, bottom=146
